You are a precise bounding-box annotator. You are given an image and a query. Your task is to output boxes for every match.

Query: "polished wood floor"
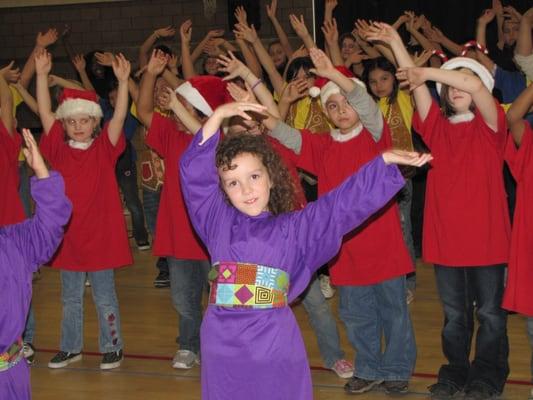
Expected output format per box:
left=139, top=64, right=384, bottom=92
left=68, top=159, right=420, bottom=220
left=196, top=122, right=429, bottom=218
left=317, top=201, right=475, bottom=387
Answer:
left=29, top=246, right=533, bottom=399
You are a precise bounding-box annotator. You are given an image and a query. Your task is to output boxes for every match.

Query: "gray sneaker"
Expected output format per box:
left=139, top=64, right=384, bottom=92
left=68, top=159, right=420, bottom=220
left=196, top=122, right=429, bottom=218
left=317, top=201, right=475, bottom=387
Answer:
left=172, top=350, right=198, bottom=369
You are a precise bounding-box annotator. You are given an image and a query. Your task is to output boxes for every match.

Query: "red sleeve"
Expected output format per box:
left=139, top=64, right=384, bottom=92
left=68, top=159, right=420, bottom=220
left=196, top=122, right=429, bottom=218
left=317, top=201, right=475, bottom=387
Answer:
left=39, top=120, right=65, bottom=164
left=100, top=122, right=126, bottom=160
left=505, top=122, right=532, bottom=182
left=411, top=99, right=443, bottom=148
left=296, top=130, right=332, bottom=176
left=145, top=113, right=177, bottom=158
left=473, top=99, right=507, bottom=151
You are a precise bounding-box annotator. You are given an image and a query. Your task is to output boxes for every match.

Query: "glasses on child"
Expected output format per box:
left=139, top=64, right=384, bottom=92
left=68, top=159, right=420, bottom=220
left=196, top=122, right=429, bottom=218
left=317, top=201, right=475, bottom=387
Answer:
left=64, top=117, right=92, bottom=127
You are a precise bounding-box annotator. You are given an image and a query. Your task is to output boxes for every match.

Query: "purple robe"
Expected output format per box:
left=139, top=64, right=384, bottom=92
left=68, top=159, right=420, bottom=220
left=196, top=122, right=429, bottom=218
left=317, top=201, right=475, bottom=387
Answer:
left=180, top=130, right=405, bottom=400
left=0, top=172, right=72, bottom=399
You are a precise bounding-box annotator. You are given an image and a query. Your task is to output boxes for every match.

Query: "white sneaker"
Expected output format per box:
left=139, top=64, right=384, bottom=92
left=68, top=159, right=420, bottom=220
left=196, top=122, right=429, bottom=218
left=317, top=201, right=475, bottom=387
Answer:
left=172, top=350, right=198, bottom=369
left=319, top=275, right=335, bottom=299
left=332, top=359, right=354, bottom=379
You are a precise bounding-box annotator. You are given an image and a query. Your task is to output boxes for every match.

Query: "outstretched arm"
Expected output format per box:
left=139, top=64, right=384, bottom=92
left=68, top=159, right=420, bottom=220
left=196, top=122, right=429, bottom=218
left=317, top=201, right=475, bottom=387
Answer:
left=0, top=70, right=14, bottom=134
left=108, top=54, right=131, bottom=146
left=137, top=50, right=168, bottom=128
left=161, top=86, right=201, bottom=134
left=35, top=49, right=56, bottom=134
left=266, top=0, right=293, bottom=57
left=14, top=81, right=39, bottom=116
left=476, top=9, right=497, bottom=72
left=289, top=14, right=316, bottom=50
left=179, top=20, right=197, bottom=79
left=71, top=54, right=95, bottom=91
left=506, top=83, right=533, bottom=145
left=139, top=26, right=176, bottom=69
left=19, top=28, right=59, bottom=89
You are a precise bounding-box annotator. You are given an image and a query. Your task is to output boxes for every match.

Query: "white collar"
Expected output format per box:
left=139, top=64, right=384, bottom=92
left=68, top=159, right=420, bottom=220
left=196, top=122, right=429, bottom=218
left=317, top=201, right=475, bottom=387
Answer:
left=448, top=112, right=475, bottom=124
left=330, top=123, right=363, bottom=142
left=68, top=138, right=94, bottom=150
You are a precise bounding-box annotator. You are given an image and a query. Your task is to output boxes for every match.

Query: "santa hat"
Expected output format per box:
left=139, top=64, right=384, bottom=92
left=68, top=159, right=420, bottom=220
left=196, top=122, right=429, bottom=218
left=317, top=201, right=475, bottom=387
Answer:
left=436, top=57, right=494, bottom=95
left=55, top=88, right=103, bottom=120
left=175, top=75, right=229, bottom=117
left=309, top=66, right=366, bottom=105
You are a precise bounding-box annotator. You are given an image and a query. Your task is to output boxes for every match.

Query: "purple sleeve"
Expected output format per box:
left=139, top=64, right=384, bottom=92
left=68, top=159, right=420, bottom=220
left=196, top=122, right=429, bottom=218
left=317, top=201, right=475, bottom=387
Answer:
left=6, top=171, right=72, bottom=272
left=179, top=130, right=234, bottom=247
left=291, top=155, right=405, bottom=272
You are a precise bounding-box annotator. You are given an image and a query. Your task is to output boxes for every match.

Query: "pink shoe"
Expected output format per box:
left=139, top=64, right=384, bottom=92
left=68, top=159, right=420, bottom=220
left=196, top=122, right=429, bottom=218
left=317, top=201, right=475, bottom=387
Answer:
left=332, top=359, right=354, bottom=379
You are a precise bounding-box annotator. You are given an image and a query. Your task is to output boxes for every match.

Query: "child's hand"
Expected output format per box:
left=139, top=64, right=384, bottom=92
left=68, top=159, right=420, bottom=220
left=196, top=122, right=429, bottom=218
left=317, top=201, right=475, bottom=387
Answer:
left=308, top=48, right=336, bottom=79
left=234, top=5, right=247, bottom=24
left=154, top=26, right=176, bottom=39
left=112, top=53, right=131, bottom=82
left=281, top=79, right=308, bottom=104
left=365, top=22, right=402, bottom=45
left=180, top=20, right=193, bottom=45
left=345, top=51, right=369, bottom=67
left=146, top=49, right=168, bottom=76
left=289, top=14, right=310, bottom=38
left=492, top=0, right=503, bottom=16
left=478, top=9, right=496, bottom=25
left=95, top=51, right=115, bottom=67
left=322, top=18, right=339, bottom=46
left=233, top=22, right=258, bottom=44
left=354, top=19, right=373, bottom=40
left=214, top=101, right=267, bottom=120
left=412, top=50, right=433, bottom=67
left=22, top=128, right=49, bottom=179
left=382, top=149, right=433, bottom=167
left=207, top=29, right=225, bottom=39
left=503, top=6, right=522, bottom=22
left=227, top=81, right=257, bottom=103
left=288, top=45, right=309, bottom=63
left=217, top=51, right=247, bottom=81
left=48, top=74, right=59, bottom=87
left=266, top=0, right=277, bottom=19
left=36, top=28, right=59, bottom=48
left=162, top=86, right=181, bottom=110
left=0, top=61, right=21, bottom=83
left=325, top=0, right=338, bottom=15
left=35, top=48, right=53, bottom=76
left=396, top=67, right=427, bottom=90
left=71, top=54, right=86, bottom=73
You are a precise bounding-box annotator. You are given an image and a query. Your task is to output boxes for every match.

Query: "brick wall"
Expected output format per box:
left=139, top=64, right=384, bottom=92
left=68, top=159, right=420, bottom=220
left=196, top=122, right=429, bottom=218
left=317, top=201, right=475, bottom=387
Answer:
left=1, top=0, right=314, bottom=127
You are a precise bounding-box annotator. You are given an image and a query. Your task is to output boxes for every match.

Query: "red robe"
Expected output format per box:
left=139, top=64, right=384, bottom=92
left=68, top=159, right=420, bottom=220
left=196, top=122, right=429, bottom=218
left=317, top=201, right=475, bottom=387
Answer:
left=0, top=121, right=25, bottom=226
left=39, top=121, right=132, bottom=271
left=412, top=100, right=510, bottom=266
left=296, top=124, right=413, bottom=285
left=145, top=113, right=208, bottom=260
left=503, top=122, right=533, bottom=316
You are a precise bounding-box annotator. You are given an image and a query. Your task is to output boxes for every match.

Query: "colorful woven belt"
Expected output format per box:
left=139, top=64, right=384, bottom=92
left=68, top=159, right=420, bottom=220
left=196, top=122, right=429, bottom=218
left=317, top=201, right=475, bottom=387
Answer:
left=0, top=338, right=23, bottom=372
left=208, top=261, right=289, bottom=309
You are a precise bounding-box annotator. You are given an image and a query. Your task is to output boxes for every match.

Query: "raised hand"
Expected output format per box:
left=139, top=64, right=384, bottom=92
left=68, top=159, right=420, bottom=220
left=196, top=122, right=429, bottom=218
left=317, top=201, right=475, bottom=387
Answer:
left=322, top=18, right=339, bottom=46
left=478, top=9, right=496, bottom=25
left=35, top=48, right=53, bottom=76
left=47, top=74, right=59, bottom=87
left=266, top=0, right=277, bottom=19
left=345, top=51, right=369, bottom=66
left=146, top=49, right=168, bottom=76
left=71, top=54, right=86, bottom=72
left=503, top=6, right=522, bottom=22
left=288, top=45, right=309, bottom=63
left=354, top=19, right=373, bottom=40
left=36, top=28, right=59, bottom=48
left=0, top=61, right=21, bottom=83
left=161, top=86, right=181, bottom=110
left=214, top=101, right=267, bottom=120
left=207, top=29, right=225, bottom=39
left=413, top=49, right=433, bottom=67
left=95, top=51, right=115, bottom=66
left=492, top=0, right=503, bottom=16
left=382, top=149, right=433, bottom=167
left=233, top=22, right=258, bottom=44
left=112, top=53, right=131, bottom=82
left=217, top=51, right=247, bottom=81
left=396, top=67, right=427, bottom=90
left=21, top=128, right=49, bottom=179
left=234, top=5, right=247, bottom=24
left=281, top=78, right=308, bottom=103
left=180, top=20, right=193, bottom=45
left=325, top=0, right=338, bottom=13
left=154, top=26, right=176, bottom=39
left=365, top=22, right=402, bottom=45
left=227, top=81, right=256, bottom=103
left=308, top=47, right=335, bottom=78
left=289, top=14, right=310, bottom=38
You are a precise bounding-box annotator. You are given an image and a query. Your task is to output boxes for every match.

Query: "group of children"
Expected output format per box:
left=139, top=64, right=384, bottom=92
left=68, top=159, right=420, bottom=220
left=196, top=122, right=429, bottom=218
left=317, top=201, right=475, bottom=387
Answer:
left=1, top=1, right=533, bottom=400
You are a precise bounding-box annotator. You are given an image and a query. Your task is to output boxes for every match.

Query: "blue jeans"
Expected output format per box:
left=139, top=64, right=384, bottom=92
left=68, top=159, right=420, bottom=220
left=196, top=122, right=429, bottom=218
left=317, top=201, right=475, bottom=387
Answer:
left=168, top=258, right=210, bottom=354
left=397, top=180, right=416, bottom=290
left=60, top=270, right=123, bottom=353
left=338, top=276, right=416, bottom=381
left=300, top=275, right=344, bottom=368
left=142, top=187, right=168, bottom=273
left=434, top=264, right=509, bottom=393
left=23, top=302, right=35, bottom=343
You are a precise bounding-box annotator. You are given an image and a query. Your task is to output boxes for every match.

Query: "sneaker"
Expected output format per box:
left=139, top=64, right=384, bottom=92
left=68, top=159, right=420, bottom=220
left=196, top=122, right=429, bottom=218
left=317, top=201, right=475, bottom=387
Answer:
left=319, top=274, right=335, bottom=299
left=344, top=376, right=384, bottom=394
left=428, top=382, right=461, bottom=400
left=383, top=380, right=409, bottom=395
left=464, top=383, right=497, bottom=400
left=172, top=350, right=198, bottom=369
left=331, top=359, right=354, bottom=379
left=406, top=288, right=415, bottom=304
left=23, top=343, right=36, bottom=365
left=136, top=241, right=151, bottom=251
left=48, top=351, right=82, bottom=369
left=100, top=349, right=123, bottom=370
left=153, top=271, right=170, bottom=288
left=85, top=276, right=91, bottom=287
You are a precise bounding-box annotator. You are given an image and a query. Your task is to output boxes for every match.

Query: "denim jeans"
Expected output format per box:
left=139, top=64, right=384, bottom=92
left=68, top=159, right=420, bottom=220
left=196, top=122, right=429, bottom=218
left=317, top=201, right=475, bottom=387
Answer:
left=434, top=264, right=509, bottom=393
left=60, top=269, right=123, bottom=353
left=23, top=302, right=35, bottom=343
left=168, top=257, right=210, bottom=354
left=116, top=140, right=148, bottom=245
left=338, top=276, right=416, bottom=381
left=397, top=180, right=416, bottom=290
left=142, top=187, right=168, bottom=273
left=300, top=275, right=344, bottom=368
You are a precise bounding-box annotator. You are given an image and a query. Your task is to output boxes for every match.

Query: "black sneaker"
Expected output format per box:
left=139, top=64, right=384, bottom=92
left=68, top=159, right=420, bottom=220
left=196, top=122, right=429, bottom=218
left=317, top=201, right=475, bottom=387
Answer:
left=464, top=383, right=497, bottom=400
left=428, top=382, right=462, bottom=400
left=136, top=241, right=151, bottom=251
left=23, top=343, right=36, bottom=365
left=100, top=349, right=123, bottom=370
left=153, top=271, right=170, bottom=288
left=48, top=351, right=82, bottom=369
left=383, top=380, right=409, bottom=395
left=344, top=376, right=384, bottom=394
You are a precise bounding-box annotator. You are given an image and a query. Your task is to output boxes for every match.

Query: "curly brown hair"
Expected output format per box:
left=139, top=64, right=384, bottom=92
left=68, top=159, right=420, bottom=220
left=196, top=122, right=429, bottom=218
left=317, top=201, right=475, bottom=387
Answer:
left=215, top=133, right=298, bottom=215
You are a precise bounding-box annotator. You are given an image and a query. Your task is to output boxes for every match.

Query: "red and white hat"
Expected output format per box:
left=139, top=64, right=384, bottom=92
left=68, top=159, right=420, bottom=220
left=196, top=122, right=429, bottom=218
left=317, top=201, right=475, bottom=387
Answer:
left=436, top=57, right=494, bottom=95
left=175, top=75, right=229, bottom=117
left=309, top=66, right=365, bottom=105
left=55, top=88, right=103, bottom=120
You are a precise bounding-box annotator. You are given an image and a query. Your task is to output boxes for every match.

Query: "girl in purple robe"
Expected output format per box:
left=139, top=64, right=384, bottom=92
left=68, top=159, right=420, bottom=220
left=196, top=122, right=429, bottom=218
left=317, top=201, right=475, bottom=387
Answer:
left=0, top=129, right=71, bottom=399
left=179, top=101, right=431, bottom=400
